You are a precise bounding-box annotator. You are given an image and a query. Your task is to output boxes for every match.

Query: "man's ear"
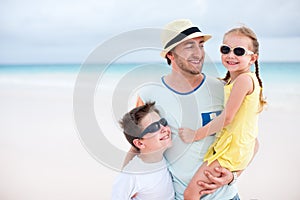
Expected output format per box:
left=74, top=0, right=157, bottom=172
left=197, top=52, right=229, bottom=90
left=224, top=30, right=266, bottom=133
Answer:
left=133, top=139, right=145, bottom=150
left=166, top=52, right=174, bottom=61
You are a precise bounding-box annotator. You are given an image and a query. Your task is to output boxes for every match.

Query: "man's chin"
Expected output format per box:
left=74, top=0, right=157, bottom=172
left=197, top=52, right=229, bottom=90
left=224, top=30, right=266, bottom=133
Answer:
left=190, top=70, right=201, bottom=75
left=189, top=66, right=202, bottom=75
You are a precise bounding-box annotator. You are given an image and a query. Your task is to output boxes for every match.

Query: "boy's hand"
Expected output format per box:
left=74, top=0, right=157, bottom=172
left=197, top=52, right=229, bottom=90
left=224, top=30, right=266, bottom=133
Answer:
left=178, top=128, right=196, bottom=143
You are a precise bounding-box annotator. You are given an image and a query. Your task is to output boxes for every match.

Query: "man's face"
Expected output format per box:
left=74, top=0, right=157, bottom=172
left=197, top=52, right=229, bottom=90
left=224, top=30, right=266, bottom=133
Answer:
left=172, top=37, right=205, bottom=75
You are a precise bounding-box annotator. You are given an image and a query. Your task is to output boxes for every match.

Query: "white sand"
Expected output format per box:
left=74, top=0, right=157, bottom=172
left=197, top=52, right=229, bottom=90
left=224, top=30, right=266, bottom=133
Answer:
left=238, top=82, right=300, bottom=199
left=0, top=72, right=299, bottom=199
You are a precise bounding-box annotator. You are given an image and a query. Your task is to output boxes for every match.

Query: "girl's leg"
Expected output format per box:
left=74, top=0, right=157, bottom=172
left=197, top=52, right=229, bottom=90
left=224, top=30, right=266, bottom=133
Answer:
left=184, top=160, right=222, bottom=200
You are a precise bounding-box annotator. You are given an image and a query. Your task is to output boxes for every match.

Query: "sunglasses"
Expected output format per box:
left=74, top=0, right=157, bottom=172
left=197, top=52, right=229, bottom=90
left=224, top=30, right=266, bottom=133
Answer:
left=138, top=118, right=168, bottom=138
left=220, top=44, right=254, bottom=56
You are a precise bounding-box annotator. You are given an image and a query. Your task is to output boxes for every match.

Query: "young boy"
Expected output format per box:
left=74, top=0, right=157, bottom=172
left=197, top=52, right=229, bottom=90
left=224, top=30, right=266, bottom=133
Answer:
left=111, top=102, right=174, bottom=200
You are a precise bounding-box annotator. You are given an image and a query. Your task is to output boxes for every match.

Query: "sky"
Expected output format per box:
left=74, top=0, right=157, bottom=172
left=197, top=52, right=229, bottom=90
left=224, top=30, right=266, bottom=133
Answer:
left=0, top=0, right=299, bottom=64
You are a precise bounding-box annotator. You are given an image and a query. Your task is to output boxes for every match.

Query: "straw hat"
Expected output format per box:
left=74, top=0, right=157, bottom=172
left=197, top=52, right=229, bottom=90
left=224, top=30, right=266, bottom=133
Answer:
left=160, top=19, right=212, bottom=58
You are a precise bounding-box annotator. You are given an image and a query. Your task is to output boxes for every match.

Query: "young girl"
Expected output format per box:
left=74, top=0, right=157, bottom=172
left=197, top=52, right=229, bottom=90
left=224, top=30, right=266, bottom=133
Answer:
left=179, top=26, right=267, bottom=200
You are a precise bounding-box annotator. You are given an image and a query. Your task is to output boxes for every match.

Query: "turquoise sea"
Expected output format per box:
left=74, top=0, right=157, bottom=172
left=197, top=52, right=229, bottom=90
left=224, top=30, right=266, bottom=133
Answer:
left=2, top=62, right=299, bottom=108
left=0, top=62, right=299, bottom=73
left=1, top=62, right=299, bottom=84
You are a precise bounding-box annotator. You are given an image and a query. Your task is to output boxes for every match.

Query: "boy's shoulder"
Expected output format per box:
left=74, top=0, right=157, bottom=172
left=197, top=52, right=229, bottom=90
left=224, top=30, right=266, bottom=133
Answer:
left=123, top=156, right=167, bottom=174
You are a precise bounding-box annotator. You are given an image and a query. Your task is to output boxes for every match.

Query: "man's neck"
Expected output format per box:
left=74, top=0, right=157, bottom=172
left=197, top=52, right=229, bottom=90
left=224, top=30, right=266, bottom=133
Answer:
left=164, top=71, right=204, bottom=93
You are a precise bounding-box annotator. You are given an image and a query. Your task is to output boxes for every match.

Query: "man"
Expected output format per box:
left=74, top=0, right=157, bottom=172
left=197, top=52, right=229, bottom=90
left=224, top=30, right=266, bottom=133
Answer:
left=133, top=19, right=258, bottom=199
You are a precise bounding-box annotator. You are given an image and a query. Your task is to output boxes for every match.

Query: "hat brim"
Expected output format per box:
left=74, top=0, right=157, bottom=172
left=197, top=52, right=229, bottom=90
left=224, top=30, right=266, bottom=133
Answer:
left=160, top=32, right=212, bottom=58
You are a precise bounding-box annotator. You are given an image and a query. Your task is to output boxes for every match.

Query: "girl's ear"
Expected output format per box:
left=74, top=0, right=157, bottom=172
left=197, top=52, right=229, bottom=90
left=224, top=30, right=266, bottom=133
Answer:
left=250, top=54, right=258, bottom=64
left=133, top=139, right=145, bottom=150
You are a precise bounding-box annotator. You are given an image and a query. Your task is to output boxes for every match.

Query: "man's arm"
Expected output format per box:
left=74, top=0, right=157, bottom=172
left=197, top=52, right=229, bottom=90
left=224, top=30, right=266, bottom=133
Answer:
left=197, top=138, right=259, bottom=196
left=122, top=146, right=139, bottom=168
left=122, top=96, right=145, bottom=168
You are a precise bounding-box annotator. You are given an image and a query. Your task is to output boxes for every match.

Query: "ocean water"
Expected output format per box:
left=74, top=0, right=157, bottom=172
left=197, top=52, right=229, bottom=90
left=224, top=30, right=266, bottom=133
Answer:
left=2, top=62, right=299, bottom=109
left=1, top=62, right=299, bottom=83
left=0, top=62, right=300, bottom=77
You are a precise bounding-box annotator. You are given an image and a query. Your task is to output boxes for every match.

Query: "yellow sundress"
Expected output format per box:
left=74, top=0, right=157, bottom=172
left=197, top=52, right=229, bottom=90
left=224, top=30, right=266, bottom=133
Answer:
left=204, top=72, right=260, bottom=171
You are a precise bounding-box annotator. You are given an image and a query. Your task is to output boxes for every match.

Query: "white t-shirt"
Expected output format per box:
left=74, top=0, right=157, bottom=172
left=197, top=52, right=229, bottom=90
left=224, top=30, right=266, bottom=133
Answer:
left=136, top=74, right=238, bottom=200
left=112, top=156, right=174, bottom=200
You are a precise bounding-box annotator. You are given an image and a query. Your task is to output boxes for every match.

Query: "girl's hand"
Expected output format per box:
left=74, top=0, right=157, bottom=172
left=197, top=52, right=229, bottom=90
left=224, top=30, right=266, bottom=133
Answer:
left=178, top=128, right=196, bottom=143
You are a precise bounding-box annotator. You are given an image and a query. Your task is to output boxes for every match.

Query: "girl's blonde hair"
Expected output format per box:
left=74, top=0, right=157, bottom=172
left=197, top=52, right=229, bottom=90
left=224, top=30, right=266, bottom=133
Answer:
left=222, top=26, right=267, bottom=112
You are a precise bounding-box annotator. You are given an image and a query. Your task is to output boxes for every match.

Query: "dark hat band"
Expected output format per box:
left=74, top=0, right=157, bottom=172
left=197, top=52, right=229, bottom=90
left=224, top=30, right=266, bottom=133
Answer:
left=164, top=27, right=202, bottom=49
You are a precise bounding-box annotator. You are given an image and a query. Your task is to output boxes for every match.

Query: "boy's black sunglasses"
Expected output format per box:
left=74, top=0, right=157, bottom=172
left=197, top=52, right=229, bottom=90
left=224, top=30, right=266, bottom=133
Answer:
left=138, top=118, right=168, bottom=138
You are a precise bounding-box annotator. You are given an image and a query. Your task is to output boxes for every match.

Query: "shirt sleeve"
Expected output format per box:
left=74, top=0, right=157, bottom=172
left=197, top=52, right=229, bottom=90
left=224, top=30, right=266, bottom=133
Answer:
left=111, top=173, right=138, bottom=200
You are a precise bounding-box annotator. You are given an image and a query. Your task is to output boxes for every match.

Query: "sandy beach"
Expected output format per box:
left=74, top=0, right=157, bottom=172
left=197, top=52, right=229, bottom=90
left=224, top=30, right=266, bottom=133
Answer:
left=1, top=67, right=300, bottom=200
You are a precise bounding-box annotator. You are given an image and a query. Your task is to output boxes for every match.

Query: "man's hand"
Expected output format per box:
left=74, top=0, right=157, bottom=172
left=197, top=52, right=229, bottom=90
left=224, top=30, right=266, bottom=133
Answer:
left=178, top=128, right=196, bottom=143
left=197, top=167, right=234, bottom=196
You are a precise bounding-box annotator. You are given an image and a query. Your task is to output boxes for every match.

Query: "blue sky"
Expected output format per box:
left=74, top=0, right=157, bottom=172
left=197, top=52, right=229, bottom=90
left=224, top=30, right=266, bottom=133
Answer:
left=1, top=0, right=299, bottom=64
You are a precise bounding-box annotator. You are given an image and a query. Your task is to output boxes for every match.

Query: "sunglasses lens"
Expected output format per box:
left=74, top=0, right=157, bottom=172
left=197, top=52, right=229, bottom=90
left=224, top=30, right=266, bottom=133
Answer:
left=220, top=46, right=230, bottom=54
left=139, top=118, right=168, bottom=138
left=159, top=118, right=168, bottom=126
left=146, top=123, right=160, bottom=134
left=233, top=47, right=246, bottom=56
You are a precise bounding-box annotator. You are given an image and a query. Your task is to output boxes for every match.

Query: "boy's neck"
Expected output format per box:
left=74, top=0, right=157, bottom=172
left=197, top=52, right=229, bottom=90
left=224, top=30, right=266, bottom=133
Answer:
left=138, top=150, right=164, bottom=163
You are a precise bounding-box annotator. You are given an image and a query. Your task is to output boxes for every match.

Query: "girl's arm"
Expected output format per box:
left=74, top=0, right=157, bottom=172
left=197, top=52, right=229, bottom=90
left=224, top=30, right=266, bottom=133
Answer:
left=197, top=73, right=254, bottom=139
left=179, top=73, right=254, bottom=143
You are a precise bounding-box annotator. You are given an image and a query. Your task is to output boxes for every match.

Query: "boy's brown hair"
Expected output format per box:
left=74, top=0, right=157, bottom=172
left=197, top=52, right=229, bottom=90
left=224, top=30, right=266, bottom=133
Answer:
left=119, top=101, right=159, bottom=151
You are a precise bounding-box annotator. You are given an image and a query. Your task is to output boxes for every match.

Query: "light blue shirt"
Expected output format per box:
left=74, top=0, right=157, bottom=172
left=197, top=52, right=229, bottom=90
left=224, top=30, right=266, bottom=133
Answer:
left=138, top=75, right=238, bottom=200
